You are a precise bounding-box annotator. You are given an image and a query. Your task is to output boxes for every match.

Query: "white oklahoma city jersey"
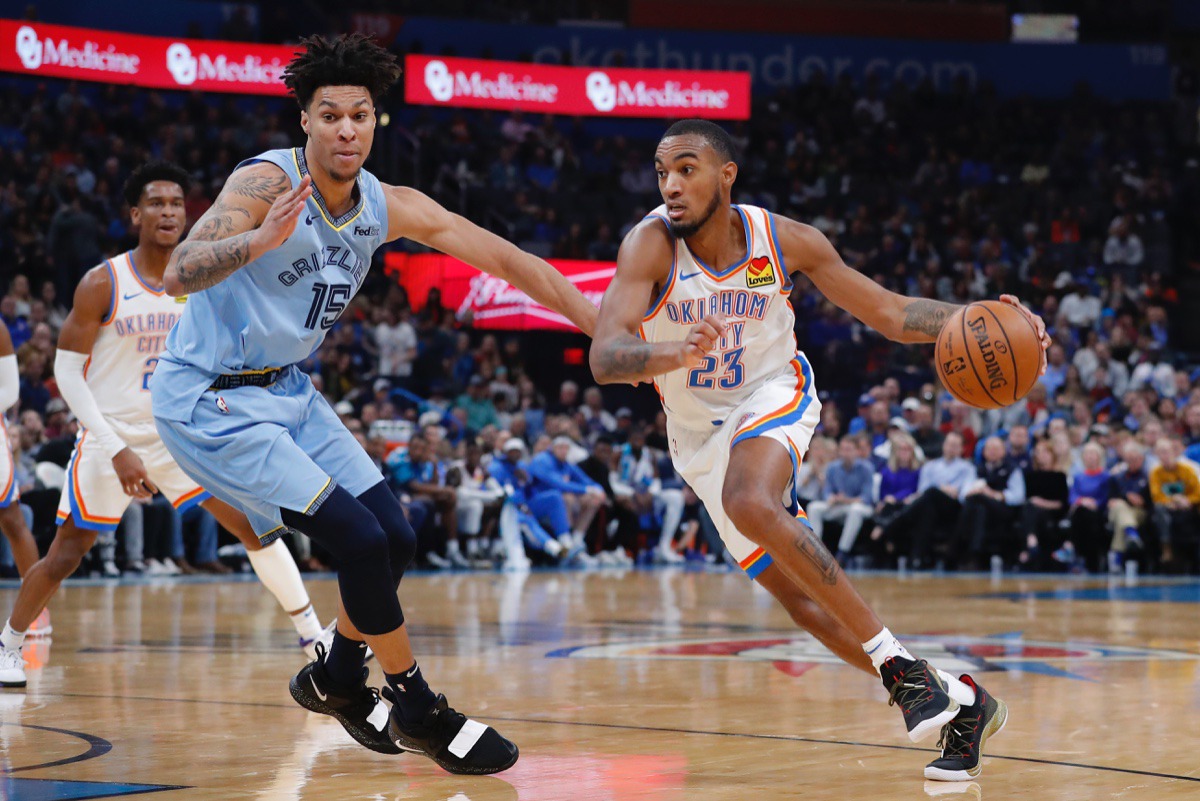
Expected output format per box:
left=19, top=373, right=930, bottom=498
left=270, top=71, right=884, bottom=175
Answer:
left=57, top=251, right=208, bottom=533
left=89, top=251, right=183, bottom=423
left=640, top=203, right=797, bottom=430
left=640, top=204, right=823, bottom=581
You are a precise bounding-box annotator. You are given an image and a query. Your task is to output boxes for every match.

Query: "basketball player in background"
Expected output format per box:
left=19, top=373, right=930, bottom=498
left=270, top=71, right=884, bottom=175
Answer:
left=0, top=162, right=335, bottom=690
left=0, top=322, right=43, bottom=630
left=592, top=120, right=1050, bottom=782
left=151, top=35, right=596, bottom=773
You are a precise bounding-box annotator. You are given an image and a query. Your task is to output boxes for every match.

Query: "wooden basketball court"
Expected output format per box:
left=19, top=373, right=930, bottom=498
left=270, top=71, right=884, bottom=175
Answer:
left=1, top=567, right=1197, bottom=800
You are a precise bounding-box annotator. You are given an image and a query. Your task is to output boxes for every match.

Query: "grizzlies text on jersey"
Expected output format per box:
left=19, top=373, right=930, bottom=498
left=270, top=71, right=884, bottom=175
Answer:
left=151, top=147, right=387, bottom=422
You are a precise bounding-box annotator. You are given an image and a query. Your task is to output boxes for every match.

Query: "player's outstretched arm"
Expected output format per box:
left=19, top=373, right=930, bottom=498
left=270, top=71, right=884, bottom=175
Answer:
left=591, top=220, right=726, bottom=385
left=384, top=185, right=598, bottom=335
left=778, top=218, right=1049, bottom=358
left=163, top=163, right=311, bottom=296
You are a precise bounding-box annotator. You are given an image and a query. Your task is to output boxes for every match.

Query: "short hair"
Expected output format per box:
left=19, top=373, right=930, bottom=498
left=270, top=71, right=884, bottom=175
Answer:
left=123, top=161, right=189, bottom=207
left=660, top=119, right=736, bottom=164
left=283, top=33, right=402, bottom=110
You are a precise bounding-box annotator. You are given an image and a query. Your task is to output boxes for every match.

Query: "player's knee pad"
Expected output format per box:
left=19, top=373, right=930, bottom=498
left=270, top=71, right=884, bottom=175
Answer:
left=282, top=485, right=404, bottom=634
left=356, top=481, right=418, bottom=582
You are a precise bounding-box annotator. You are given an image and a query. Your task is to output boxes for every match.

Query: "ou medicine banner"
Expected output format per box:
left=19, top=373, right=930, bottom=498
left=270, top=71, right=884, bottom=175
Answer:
left=0, top=19, right=296, bottom=95
left=384, top=253, right=612, bottom=332
left=405, top=54, right=750, bottom=120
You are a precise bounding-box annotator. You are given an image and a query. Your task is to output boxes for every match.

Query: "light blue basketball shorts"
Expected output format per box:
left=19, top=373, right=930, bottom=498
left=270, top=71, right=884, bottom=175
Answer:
left=154, top=365, right=384, bottom=543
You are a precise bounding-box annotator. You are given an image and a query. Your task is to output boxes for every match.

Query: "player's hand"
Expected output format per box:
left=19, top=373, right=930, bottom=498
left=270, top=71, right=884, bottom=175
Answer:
left=112, top=447, right=159, bottom=499
left=252, top=175, right=313, bottom=256
left=999, top=294, right=1051, bottom=376
left=679, top=314, right=727, bottom=370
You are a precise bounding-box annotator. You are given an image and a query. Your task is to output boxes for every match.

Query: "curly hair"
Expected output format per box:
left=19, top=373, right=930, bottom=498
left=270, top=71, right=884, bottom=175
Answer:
left=123, top=160, right=190, bottom=207
left=283, top=33, right=402, bottom=110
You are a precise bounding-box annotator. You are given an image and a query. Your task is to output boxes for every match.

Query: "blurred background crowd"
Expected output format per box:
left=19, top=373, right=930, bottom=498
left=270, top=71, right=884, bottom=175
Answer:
left=2, top=0, right=1200, bottom=578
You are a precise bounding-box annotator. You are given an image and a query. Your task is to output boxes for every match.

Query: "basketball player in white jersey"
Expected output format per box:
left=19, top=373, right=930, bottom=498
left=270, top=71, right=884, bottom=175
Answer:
left=593, top=120, right=1050, bottom=782
left=0, top=162, right=333, bottom=688
left=0, top=322, right=42, bottom=626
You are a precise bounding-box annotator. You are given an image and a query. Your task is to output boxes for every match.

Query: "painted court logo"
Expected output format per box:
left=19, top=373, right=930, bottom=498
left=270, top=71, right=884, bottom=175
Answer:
left=746, top=256, right=775, bottom=288
left=548, top=633, right=1200, bottom=682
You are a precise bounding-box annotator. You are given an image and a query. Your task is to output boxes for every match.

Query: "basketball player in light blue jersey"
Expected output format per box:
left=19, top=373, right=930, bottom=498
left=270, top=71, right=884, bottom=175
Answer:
left=151, top=35, right=596, bottom=774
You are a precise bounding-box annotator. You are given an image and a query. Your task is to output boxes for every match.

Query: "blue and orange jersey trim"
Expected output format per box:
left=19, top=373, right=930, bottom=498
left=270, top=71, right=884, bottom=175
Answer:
left=738, top=547, right=771, bottom=579
left=730, top=354, right=815, bottom=447
left=172, top=486, right=210, bottom=513
left=62, top=432, right=123, bottom=532
left=760, top=208, right=792, bottom=294
left=126, top=251, right=166, bottom=296
left=687, top=205, right=756, bottom=281
left=643, top=240, right=678, bottom=321
left=100, top=258, right=118, bottom=326
left=0, top=445, right=17, bottom=508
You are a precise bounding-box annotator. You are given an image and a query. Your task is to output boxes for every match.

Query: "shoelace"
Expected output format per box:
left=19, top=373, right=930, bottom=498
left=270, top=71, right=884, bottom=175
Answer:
left=0, top=649, right=21, bottom=670
left=886, top=662, right=933, bottom=713
left=936, top=716, right=980, bottom=759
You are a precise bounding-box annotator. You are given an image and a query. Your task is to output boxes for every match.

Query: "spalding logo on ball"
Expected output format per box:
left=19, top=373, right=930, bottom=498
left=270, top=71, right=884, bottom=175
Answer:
left=935, top=300, right=1041, bottom=410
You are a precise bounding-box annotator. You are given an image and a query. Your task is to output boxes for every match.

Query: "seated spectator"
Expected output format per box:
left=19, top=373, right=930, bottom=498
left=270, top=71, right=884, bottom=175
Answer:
left=796, top=436, right=834, bottom=508
left=866, top=432, right=923, bottom=553
left=447, top=440, right=505, bottom=563
left=529, top=436, right=607, bottom=552
left=1056, top=442, right=1111, bottom=571
left=1107, top=441, right=1151, bottom=572
left=386, top=434, right=464, bottom=569
left=807, top=436, right=875, bottom=564
left=488, top=438, right=575, bottom=563
left=1018, top=440, right=1069, bottom=570
left=1150, top=437, right=1200, bottom=569
left=954, top=436, right=1026, bottom=568
left=578, top=435, right=637, bottom=564
left=911, top=402, right=944, bottom=457
left=878, top=432, right=975, bottom=567
left=579, top=387, right=616, bottom=442
left=454, top=375, right=500, bottom=434
left=614, top=429, right=683, bottom=564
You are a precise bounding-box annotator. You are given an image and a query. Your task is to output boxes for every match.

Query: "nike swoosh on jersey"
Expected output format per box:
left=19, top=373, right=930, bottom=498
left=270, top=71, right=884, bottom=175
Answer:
left=679, top=272, right=702, bottom=281
left=123, top=292, right=143, bottom=300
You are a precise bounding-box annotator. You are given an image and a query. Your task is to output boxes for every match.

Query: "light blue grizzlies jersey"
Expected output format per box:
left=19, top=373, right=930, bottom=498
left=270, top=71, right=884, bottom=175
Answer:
left=152, top=147, right=388, bottom=421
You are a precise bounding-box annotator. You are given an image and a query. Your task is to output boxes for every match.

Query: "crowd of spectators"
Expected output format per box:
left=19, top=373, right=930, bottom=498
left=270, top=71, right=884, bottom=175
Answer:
left=1, top=60, right=1198, bottom=577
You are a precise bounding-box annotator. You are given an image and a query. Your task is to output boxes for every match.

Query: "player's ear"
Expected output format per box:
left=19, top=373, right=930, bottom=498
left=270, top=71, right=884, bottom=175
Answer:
left=722, top=161, right=738, bottom=188
left=300, top=108, right=310, bottom=136
left=129, top=204, right=141, bottom=227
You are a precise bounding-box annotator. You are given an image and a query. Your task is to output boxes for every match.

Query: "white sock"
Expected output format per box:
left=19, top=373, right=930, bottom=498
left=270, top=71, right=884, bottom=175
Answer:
left=863, top=628, right=977, bottom=706
left=936, top=669, right=977, bottom=707
left=447, top=539, right=462, bottom=556
left=290, top=604, right=322, bottom=642
left=1, top=620, right=26, bottom=651
left=862, top=627, right=914, bottom=673
left=246, top=540, right=312, bottom=618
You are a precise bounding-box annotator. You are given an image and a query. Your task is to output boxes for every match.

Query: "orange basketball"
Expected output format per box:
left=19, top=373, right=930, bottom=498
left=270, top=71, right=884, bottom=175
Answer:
left=935, top=300, right=1042, bottom=410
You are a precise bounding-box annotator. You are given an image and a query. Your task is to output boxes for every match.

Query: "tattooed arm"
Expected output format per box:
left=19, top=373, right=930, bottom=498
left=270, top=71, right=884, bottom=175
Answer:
left=384, top=184, right=598, bottom=335
left=775, top=217, right=952, bottom=343
left=591, top=219, right=725, bottom=385
left=163, top=163, right=311, bottom=297
left=780, top=218, right=1050, bottom=362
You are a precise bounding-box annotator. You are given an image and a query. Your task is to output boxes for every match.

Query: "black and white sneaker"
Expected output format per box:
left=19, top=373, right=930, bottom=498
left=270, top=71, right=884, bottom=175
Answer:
left=289, top=643, right=399, bottom=755
left=385, top=690, right=518, bottom=775
left=880, top=656, right=960, bottom=743
left=925, top=675, right=1008, bottom=781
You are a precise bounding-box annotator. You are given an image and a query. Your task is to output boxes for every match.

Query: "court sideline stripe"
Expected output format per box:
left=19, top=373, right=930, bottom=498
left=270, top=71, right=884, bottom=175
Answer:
left=49, top=691, right=1200, bottom=784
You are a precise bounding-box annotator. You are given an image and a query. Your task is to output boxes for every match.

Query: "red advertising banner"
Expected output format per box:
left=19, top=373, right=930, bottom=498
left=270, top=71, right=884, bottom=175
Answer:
left=0, top=19, right=297, bottom=95
left=404, top=54, right=750, bottom=120
left=384, top=253, right=612, bottom=332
